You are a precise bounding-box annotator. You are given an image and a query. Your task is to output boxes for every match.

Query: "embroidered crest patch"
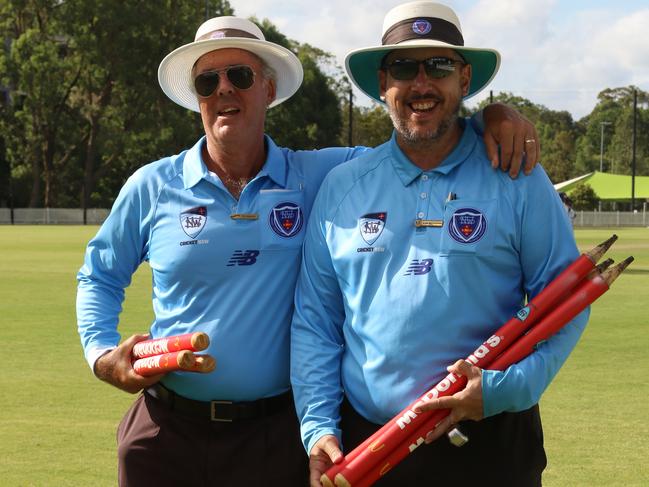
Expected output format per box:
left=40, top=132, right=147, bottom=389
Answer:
left=412, top=19, right=432, bottom=35
left=358, top=212, right=387, bottom=246
left=269, top=201, right=303, bottom=238
left=179, top=206, right=207, bottom=239
left=448, top=207, right=487, bottom=244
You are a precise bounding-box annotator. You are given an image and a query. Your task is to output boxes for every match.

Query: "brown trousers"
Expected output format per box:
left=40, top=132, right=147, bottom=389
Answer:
left=117, top=392, right=309, bottom=486
left=341, top=399, right=546, bottom=487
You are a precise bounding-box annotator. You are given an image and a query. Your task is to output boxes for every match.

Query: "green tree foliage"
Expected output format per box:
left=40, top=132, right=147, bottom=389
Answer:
left=569, top=183, right=599, bottom=211
left=0, top=125, right=9, bottom=207
left=476, top=88, right=648, bottom=185
left=1, top=0, right=235, bottom=208
left=339, top=98, right=393, bottom=148
left=574, top=86, right=648, bottom=177
left=258, top=18, right=342, bottom=149
left=477, top=93, right=579, bottom=184
left=0, top=1, right=80, bottom=207
left=1, top=1, right=647, bottom=209
left=0, top=3, right=347, bottom=207
left=606, top=88, right=649, bottom=177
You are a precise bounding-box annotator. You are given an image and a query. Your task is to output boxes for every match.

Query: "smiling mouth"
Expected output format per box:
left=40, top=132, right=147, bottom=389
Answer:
left=218, top=107, right=240, bottom=116
left=409, top=100, right=438, bottom=113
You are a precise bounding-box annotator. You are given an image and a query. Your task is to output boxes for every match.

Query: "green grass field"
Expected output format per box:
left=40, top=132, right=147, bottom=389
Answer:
left=0, top=226, right=647, bottom=486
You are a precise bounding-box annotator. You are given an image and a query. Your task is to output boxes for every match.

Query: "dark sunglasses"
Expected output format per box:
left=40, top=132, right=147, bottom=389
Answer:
left=383, top=57, right=465, bottom=81
left=194, top=65, right=256, bottom=97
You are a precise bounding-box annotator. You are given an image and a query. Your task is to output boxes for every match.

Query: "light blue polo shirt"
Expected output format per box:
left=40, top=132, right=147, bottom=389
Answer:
left=76, top=135, right=363, bottom=401
left=291, top=122, right=589, bottom=454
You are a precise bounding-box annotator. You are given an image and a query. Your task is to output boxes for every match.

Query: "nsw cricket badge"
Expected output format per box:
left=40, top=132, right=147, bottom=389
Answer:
left=359, top=212, right=387, bottom=246
left=180, top=206, right=207, bottom=239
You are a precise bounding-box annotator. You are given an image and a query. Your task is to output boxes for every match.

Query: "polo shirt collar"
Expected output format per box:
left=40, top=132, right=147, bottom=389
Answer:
left=389, top=132, right=422, bottom=187
left=256, top=136, right=287, bottom=187
left=182, top=135, right=287, bottom=189
left=389, top=119, right=478, bottom=186
left=182, top=137, right=208, bottom=189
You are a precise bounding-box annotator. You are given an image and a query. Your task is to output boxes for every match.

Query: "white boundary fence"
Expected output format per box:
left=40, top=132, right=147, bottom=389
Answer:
left=1, top=207, right=648, bottom=227
left=574, top=210, right=648, bottom=227
left=0, top=208, right=110, bottom=224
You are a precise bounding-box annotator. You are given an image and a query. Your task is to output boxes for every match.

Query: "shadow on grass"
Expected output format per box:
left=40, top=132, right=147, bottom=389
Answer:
left=622, top=268, right=649, bottom=275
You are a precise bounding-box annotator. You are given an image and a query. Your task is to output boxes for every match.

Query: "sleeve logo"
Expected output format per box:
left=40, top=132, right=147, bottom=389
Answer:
left=269, top=202, right=303, bottom=238
left=179, top=206, right=207, bottom=239
left=448, top=207, right=486, bottom=244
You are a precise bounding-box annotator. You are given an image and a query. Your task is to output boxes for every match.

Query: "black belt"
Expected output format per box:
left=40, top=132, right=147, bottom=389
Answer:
left=145, top=383, right=293, bottom=422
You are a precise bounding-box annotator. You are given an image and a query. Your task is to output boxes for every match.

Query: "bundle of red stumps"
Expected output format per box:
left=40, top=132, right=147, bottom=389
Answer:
left=132, top=332, right=215, bottom=376
left=322, top=235, right=632, bottom=487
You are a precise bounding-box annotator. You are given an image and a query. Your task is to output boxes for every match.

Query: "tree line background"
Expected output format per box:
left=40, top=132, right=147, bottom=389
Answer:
left=1, top=0, right=647, bottom=209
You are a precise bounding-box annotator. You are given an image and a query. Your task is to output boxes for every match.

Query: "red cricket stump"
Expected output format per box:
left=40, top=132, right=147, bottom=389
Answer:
left=133, top=350, right=196, bottom=376
left=346, top=257, right=632, bottom=487
left=132, top=332, right=210, bottom=359
left=323, top=235, right=618, bottom=487
left=490, top=257, right=633, bottom=369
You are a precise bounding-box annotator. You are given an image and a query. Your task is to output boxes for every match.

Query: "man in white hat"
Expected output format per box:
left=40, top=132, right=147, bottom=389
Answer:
left=291, top=2, right=588, bottom=486
left=76, top=14, right=542, bottom=486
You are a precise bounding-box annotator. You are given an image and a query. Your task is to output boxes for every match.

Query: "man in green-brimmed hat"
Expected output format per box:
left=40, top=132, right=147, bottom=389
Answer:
left=291, top=2, right=586, bottom=486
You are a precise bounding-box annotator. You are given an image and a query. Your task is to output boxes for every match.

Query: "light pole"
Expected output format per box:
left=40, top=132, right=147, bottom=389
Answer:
left=599, top=121, right=611, bottom=172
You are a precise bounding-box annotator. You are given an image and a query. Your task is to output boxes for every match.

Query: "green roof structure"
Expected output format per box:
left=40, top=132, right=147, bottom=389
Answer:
left=554, top=171, right=649, bottom=201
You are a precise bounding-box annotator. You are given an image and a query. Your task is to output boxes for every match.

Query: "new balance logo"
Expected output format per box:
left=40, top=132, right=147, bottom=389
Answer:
left=227, top=250, right=260, bottom=266
left=404, top=258, right=433, bottom=275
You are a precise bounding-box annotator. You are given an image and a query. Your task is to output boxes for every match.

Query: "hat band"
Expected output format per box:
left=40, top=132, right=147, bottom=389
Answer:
left=382, top=17, right=464, bottom=46
left=196, top=28, right=259, bottom=42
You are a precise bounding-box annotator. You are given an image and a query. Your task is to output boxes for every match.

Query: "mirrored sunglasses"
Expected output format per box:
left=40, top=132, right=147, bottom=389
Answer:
left=194, top=65, right=256, bottom=97
left=383, top=57, right=465, bottom=81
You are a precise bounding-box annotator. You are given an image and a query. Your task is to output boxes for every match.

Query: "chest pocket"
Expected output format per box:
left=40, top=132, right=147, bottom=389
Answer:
left=439, top=199, right=497, bottom=256
left=258, top=189, right=306, bottom=250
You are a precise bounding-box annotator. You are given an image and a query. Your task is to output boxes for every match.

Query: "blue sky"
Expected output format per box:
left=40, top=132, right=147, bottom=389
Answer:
left=227, top=0, right=649, bottom=119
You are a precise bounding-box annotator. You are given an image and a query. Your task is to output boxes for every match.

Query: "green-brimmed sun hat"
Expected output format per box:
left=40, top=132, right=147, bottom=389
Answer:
left=345, top=1, right=500, bottom=103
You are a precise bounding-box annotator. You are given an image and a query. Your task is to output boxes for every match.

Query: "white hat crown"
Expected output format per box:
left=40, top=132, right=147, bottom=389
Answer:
left=195, top=16, right=265, bottom=42
left=158, top=16, right=303, bottom=112
left=382, top=1, right=460, bottom=37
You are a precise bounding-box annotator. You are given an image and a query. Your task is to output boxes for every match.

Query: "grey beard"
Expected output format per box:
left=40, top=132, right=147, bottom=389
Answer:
left=388, top=102, right=460, bottom=147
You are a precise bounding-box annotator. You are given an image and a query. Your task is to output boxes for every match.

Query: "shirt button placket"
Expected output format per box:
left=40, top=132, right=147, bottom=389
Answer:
left=416, top=173, right=431, bottom=226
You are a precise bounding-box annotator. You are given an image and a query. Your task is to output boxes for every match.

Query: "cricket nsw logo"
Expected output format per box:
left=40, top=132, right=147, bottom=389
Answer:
left=180, top=206, right=207, bottom=239
left=269, top=201, right=303, bottom=238
left=448, top=207, right=487, bottom=244
left=412, top=19, right=432, bottom=35
left=359, top=212, right=387, bottom=245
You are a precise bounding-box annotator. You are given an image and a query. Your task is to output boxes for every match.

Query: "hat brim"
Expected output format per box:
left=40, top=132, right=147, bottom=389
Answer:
left=158, top=38, right=304, bottom=112
left=345, top=40, right=500, bottom=104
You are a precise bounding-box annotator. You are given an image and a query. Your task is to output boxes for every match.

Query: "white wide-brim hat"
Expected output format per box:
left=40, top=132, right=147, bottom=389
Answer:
left=345, top=1, right=500, bottom=103
left=158, top=16, right=304, bottom=112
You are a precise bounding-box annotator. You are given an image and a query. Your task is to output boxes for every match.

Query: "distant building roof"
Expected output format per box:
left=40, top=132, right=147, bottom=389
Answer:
left=553, top=171, right=649, bottom=201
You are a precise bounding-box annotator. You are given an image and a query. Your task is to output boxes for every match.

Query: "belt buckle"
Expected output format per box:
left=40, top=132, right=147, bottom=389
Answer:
left=210, top=400, right=234, bottom=422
